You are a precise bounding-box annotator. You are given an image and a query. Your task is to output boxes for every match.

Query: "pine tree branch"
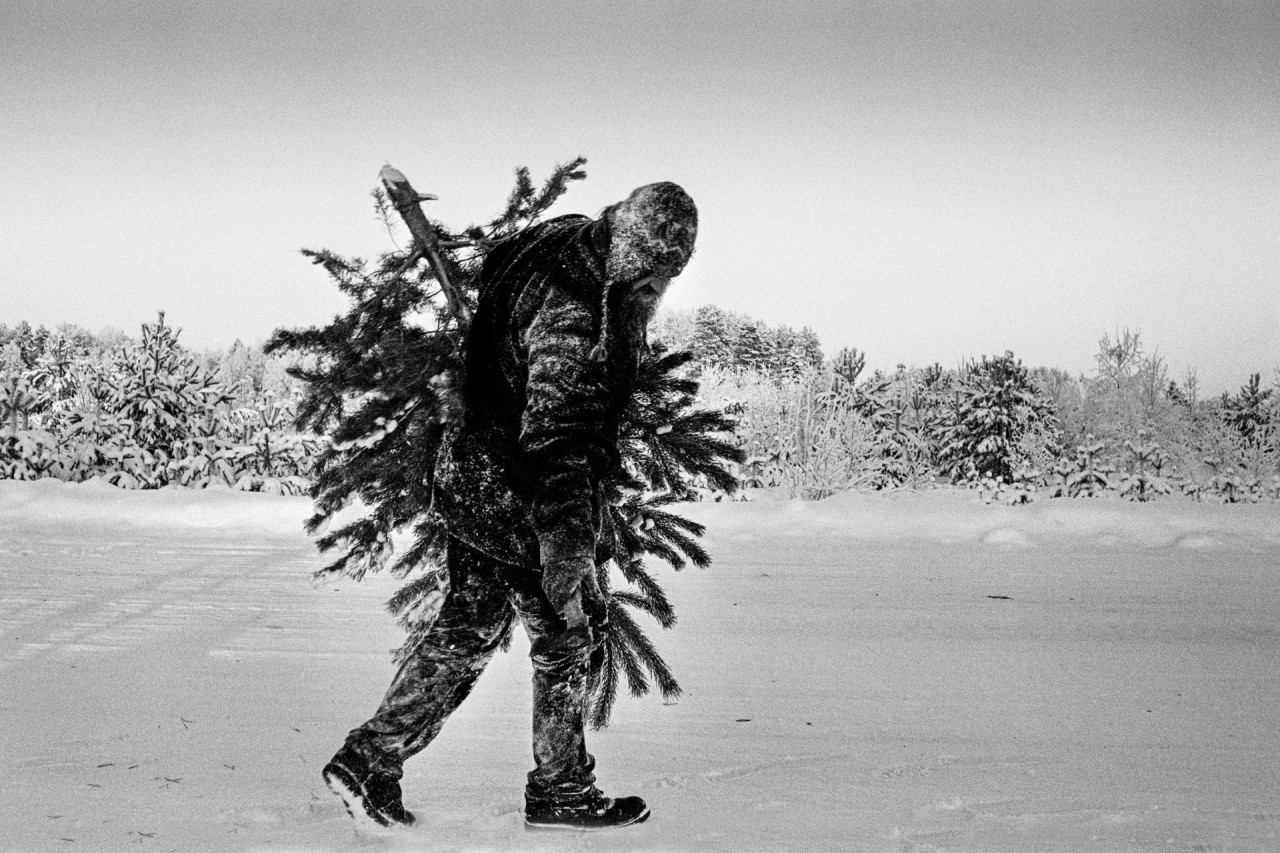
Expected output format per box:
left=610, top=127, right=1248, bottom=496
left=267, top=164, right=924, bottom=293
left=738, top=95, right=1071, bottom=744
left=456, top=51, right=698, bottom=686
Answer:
left=588, top=641, right=620, bottom=729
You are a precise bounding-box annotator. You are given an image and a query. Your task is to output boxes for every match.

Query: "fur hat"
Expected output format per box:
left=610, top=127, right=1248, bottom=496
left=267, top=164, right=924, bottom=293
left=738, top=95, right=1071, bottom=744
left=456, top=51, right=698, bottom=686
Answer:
left=605, top=182, right=698, bottom=283
left=591, top=183, right=698, bottom=361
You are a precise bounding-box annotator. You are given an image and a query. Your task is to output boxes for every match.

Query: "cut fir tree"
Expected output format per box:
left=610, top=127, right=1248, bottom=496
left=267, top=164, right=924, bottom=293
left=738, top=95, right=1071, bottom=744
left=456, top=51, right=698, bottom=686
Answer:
left=268, top=160, right=741, bottom=727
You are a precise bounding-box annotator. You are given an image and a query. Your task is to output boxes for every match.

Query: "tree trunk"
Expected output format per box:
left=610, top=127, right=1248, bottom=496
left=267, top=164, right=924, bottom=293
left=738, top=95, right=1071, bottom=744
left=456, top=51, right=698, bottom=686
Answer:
left=378, top=166, right=473, bottom=330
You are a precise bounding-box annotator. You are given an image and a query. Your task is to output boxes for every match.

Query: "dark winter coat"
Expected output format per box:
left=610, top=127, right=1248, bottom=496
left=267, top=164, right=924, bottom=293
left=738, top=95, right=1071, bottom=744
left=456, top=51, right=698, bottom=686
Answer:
left=431, top=215, right=643, bottom=573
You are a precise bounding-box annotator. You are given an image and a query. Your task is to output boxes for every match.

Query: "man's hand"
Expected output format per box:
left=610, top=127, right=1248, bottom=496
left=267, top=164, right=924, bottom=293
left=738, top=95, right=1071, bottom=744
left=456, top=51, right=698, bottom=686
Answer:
left=542, top=555, right=608, bottom=630
left=542, top=555, right=593, bottom=616
left=579, top=567, right=609, bottom=629
left=560, top=593, right=589, bottom=630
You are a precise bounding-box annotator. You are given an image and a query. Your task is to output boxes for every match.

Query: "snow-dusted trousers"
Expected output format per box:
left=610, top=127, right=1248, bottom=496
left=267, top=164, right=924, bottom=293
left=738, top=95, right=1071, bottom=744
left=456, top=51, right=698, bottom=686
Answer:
left=344, top=538, right=596, bottom=801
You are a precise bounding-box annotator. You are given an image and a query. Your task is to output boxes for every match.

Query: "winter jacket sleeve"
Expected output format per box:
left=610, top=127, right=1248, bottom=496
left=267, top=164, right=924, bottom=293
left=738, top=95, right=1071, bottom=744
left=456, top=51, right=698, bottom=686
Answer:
left=519, top=281, right=611, bottom=607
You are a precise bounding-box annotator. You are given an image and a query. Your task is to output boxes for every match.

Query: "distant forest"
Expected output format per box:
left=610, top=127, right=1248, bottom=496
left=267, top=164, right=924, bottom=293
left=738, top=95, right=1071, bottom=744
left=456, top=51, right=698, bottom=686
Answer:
left=2, top=311, right=1277, bottom=503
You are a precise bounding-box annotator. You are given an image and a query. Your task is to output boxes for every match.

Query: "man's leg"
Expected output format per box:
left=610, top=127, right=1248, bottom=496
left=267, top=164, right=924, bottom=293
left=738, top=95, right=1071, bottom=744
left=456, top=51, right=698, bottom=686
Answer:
left=510, top=579, right=594, bottom=800
left=325, top=539, right=513, bottom=825
left=507, top=574, right=649, bottom=829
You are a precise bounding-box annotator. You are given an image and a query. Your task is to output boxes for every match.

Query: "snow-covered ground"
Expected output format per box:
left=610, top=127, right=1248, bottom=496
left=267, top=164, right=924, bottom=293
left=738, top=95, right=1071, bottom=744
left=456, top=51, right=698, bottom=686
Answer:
left=2, top=479, right=1278, bottom=852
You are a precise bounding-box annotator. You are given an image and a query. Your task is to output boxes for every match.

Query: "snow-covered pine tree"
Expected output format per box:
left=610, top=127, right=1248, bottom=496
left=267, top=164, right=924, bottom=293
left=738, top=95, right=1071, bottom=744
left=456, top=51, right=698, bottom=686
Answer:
left=796, top=327, right=824, bottom=370
left=222, top=390, right=320, bottom=496
left=0, top=344, right=45, bottom=479
left=27, top=334, right=80, bottom=418
left=85, top=312, right=229, bottom=488
left=1061, top=435, right=1112, bottom=498
left=734, top=321, right=768, bottom=373
left=1222, top=373, right=1274, bottom=450
left=690, top=305, right=734, bottom=370
left=9, top=322, right=41, bottom=369
left=1119, top=428, right=1173, bottom=502
left=765, top=326, right=799, bottom=377
left=217, top=339, right=257, bottom=406
left=1, top=343, right=35, bottom=434
left=832, top=347, right=866, bottom=390
left=940, top=351, right=1061, bottom=486
left=29, top=326, right=50, bottom=365
left=268, top=160, right=742, bottom=727
left=1202, top=457, right=1253, bottom=504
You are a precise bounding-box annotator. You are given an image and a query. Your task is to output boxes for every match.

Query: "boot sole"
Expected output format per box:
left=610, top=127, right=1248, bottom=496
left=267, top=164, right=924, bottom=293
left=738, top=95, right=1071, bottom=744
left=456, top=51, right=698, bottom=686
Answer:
left=525, top=805, right=650, bottom=831
left=322, top=763, right=409, bottom=829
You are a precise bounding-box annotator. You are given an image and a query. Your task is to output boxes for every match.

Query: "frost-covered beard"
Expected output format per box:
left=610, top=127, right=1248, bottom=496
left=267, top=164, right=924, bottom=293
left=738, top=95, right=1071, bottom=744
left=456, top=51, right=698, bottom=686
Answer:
left=607, top=277, right=666, bottom=347
left=604, top=183, right=698, bottom=285
left=622, top=283, right=663, bottom=329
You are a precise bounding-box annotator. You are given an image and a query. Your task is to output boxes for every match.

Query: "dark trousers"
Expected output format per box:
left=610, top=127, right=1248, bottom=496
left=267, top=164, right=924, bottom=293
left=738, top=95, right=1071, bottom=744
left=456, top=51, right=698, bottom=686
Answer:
left=345, top=538, right=595, bottom=800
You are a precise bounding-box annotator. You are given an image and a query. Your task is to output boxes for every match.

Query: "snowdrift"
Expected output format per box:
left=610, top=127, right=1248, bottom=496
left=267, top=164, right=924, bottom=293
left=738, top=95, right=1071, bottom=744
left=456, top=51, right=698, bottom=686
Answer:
left=3, top=478, right=1276, bottom=550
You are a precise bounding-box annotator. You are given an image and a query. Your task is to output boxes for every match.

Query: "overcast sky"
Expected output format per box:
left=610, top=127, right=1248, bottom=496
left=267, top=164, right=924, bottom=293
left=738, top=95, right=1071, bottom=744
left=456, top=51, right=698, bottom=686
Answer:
left=3, top=0, right=1276, bottom=393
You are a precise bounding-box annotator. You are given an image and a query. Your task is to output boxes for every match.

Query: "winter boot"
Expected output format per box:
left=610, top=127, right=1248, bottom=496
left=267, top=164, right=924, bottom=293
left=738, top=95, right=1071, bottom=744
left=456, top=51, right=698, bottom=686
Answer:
left=322, top=743, right=415, bottom=827
left=524, top=786, right=649, bottom=830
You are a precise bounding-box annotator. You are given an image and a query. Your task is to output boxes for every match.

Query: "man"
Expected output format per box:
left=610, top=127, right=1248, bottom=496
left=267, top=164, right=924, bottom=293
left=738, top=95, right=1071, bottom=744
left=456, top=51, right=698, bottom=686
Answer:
left=322, top=182, right=698, bottom=830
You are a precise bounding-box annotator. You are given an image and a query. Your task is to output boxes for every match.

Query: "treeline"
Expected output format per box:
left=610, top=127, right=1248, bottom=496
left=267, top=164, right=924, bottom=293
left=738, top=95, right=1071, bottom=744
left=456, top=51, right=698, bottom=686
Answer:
left=3, top=314, right=1277, bottom=503
left=689, top=327, right=1278, bottom=503
left=652, top=307, right=824, bottom=376
left=0, top=315, right=318, bottom=492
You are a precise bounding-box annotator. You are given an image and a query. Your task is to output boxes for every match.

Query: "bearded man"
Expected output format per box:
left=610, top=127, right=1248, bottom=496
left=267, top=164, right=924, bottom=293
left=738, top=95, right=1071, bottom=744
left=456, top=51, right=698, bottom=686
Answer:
left=322, top=182, right=698, bottom=831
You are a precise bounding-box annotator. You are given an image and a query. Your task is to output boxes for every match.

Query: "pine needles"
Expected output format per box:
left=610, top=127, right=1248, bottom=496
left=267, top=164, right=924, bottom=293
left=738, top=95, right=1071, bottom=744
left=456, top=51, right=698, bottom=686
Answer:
left=585, top=343, right=744, bottom=726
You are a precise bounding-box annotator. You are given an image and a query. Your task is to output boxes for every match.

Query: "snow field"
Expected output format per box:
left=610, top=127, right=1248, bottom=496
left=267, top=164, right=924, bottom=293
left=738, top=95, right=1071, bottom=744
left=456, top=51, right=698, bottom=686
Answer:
left=1, top=480, right=1278, bottom=851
